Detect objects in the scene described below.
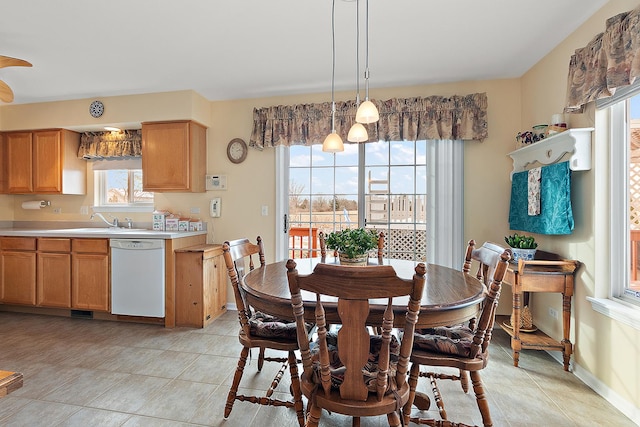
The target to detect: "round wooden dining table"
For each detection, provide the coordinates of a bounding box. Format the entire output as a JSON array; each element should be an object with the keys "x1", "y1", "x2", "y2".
[
  {"x1": 242, "y1": 256, "x2": 486, "y2": 411},
  {"x1": 242, "y1": 257, "x2": 486, "y2": 329}
]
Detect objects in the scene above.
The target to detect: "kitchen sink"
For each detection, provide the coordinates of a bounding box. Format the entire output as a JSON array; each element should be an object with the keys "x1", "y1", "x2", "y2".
[{"x1": 54, "y1": 228, "x2": 150, "y2": 234}]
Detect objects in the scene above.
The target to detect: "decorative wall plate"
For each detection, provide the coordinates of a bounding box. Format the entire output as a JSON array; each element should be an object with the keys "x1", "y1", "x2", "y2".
[{"x1": 89, "y1": 100, "x2": 104, "y2": 118}]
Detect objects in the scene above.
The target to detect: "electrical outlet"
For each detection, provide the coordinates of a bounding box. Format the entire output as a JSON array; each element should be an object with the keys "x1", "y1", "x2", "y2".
[
  {"x1": 190, "y1": 207, "x2": 200, "y2": 214},
  {"x1": 80, "y1": 206, "x2": 89, "y2": 215},
  {"x1": 261, "y1": 205, "x2": 268, "y2": 216},
  {"x1": 548, "y1": 307, "x2": 559, "y2": 319},
  {"x1": 53, "y1": 208, "x2": 62, "y2": 214}
]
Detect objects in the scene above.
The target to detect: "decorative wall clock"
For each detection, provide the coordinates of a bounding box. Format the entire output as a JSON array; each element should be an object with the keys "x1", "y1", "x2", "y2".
[{"x1": 227, "y1": 138, "x2": 248, "y2": 164}]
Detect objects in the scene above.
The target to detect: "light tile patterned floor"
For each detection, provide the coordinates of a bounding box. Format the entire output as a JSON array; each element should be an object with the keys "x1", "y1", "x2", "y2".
[{"x1": 0, "y1": 310, "x2": 635, "y2": 426}]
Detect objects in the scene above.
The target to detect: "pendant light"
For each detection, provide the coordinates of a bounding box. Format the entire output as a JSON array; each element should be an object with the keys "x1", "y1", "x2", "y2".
[
  {"x1": 355, "y1": 0, "x2": 379, "y2": 124},
  {"x1": 323, "y1": 0, "x2": 344, "y2": 153},
  {"x1": 347, "y1": 0, "x2": 368, "y2": 143}
]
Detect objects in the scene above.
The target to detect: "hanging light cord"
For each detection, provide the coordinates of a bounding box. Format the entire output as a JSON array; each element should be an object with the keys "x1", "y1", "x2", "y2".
[
  {"x1": 355, "y1": 0, "x2": 361, "y2": 105},
  {"x1": 364, "y1": 0, "x2": 371, "y2": 101},
  {"x1": 330, "y1": 0, "x2": 337, "y2": 133}
]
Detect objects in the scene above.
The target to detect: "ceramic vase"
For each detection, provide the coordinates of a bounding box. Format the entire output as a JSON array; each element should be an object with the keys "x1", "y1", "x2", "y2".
[{"x1": 510, "y1": 248, "x2": 537, "y2": 263}]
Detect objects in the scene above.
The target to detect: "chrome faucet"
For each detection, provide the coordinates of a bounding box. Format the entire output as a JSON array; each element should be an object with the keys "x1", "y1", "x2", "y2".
[
  {"x1": 124, "y1": 217, "x2": 133, "y2": 229},
  {"x1": 90, "y1": 213, "x2": 119, "y2": 228}
]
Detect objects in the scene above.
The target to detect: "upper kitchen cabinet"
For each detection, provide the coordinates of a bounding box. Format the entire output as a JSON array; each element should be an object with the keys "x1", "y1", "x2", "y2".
[
  {"x1": 4, "y1": 129, "x2": 86, "y2": 195},
  {"x1": 141, "y1": 120, "x2": 207, "y2": 192}
]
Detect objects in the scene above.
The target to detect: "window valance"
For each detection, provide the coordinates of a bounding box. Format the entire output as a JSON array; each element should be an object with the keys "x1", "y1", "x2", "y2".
[
  {"x1": 77, "y1": 130, "x2": 142, "y2": 159},
  {"x1": 565, "y1": 5, "x2": 640, "y2": 113},
  {"x1": 249, "y1": 92, "x2": 487, "y2": 149}
]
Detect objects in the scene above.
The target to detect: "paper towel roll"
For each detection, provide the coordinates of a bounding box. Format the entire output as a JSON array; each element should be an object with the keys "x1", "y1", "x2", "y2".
[{"x1": 22, "y1": 201, "x2": 46, "y2": 210}]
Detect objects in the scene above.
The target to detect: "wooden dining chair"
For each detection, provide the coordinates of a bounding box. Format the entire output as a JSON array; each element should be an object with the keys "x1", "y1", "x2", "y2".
[
  {"x1": 222, "y1": 237, "x2": 305, "y2": 427},
  {"x1": 450, "y1": 240, "x2": 508, "y2": 393},
  {"x1": 287, "y1": 259, "x2": 426, "y2": 427},
  {"x1": 318, "y1": 230, "x2": 385, "y2": 263},
  {"x1": 403, "y1": 243, "x2": 510, "y2": 427}
]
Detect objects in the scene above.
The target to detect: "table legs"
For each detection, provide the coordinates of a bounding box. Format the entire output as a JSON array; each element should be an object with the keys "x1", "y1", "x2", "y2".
[
  {"x1": 562, "y1": 294, "x2": 573, "y2": 371},
  {"x1": 511, "y1": 291, "x2": 522, "y2": 367}
]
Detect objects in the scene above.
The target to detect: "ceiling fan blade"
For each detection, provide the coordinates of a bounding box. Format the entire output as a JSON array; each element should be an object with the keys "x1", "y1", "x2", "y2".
[
  {"x1": 0, "y1": 55, "x2": 32, "y2": 69},
  {"x1": 0, "y1": 80, "x2": 15, "y2": 103}
]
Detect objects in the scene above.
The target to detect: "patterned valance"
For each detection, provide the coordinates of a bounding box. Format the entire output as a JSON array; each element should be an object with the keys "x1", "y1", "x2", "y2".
[
  {"x1": 77, "y1": 130, "x2": 142, "y2": 159},
  {"x1": 249, "y1": 93, "x2": 488, "y2": 149},
  {"x1": 565, "y1": 5, "x2": 640, "y2": 113}
]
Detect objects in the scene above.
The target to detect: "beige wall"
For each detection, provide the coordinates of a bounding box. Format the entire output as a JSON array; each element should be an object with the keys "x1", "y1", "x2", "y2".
[
  {"x1": 0, "y1": 81, "x2": 521, "y2": 254},
  {"x1": 520, "y1": 0, "x2": 640, "y2": 415},
  {"x1": 1, "y1": 0, "x2": 638, "y2": 418}
]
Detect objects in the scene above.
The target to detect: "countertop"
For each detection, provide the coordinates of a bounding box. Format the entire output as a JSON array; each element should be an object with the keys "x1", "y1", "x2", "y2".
[{"x1": 0, "y1": 227, "x2": 207, "y2": 240}]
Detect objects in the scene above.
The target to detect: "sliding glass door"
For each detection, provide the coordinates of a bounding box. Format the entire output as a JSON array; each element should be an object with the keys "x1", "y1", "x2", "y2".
[{"x1": 277, "y1": 139, "x2": 463, "y2": 266}]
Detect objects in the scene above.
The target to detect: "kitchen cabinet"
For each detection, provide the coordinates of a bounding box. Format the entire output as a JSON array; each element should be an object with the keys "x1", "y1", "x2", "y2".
[
  {"x1": 0, "y1": 133, "x2": 6, "y2": 193},
  {"x1": 71, "y1": 238, "x2": 110, "y2": 312},
  {"x1": 141, "y1": 120, "x2": 207, "y2": 192},
  {"x1": 0, "y1": 237, "x2": 37, "y2": 305},
  {"x1": 175, "y1": 244, "x2": 226, "y2": 327},
  {"x1": 4, "y1": 129, "x2": 85, "y2": 194},
  {"x1": 37, "y1": 238, "x2": 71, "y2": 308}
]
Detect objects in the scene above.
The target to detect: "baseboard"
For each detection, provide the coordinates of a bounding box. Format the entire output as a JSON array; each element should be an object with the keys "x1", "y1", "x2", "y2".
[{"x1": 545, "y1": 350, "x2": 640, "y2": 425}]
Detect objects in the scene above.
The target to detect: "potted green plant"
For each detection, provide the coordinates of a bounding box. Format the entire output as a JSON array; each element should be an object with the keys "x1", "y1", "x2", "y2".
[
  {"x1": 324, "y1": 228, "x2": 379, "y2": 266},
  {"x1": 504, "y1": 233, "x2": 538, "y2": 262}
]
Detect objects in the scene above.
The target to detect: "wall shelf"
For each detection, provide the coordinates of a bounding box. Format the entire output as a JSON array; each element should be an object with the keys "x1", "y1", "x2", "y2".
[{"x1": 508, "y1": 128, "x2": 594, "y2": 179}]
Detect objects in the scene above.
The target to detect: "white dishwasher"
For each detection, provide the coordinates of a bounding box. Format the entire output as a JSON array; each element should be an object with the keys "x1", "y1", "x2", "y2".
[{"x1": 110, "y1": 239, "x2": 165, "y2": 317}]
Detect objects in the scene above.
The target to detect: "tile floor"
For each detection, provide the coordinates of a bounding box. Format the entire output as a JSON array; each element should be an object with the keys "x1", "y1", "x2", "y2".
[{"x1": 0, "y1": 310, "x2": 635, "y2": 427}]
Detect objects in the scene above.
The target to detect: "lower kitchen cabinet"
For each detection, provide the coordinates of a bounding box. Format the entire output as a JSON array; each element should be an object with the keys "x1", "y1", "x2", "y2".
[
  {"x1": 71, "y1": 239, "x2": 110, "y2": 312},
  {"x1": 175, "y1": 244, "x2": 226, "y2": 327},
  {"x1": 37, "y1": 238, "x2": 71, "y2": 308},
  {"x1": 0, "y1": 237, "x2": 37, "y2": 305}
]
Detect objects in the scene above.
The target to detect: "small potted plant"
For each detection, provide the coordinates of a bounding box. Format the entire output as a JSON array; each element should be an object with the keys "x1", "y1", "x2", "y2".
[
  {"x1": 504, "y1": 233, "x2": 538, "y2": 262},
  {"x1": 324, "y1": 228, "x2": 379, "y2": 266}
]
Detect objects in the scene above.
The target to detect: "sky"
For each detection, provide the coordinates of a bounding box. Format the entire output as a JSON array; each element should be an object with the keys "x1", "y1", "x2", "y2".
[{"x1": 631, "y1": 93, "x2": 640, "y2": 119}]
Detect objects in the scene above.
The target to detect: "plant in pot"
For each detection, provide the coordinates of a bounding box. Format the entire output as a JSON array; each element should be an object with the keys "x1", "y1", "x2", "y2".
[
  {"x1": 504, "y1": 233, "x2": 538, "y2": 262},
  {"x1": 324, "y1": 228, "x2": 379, "y2": 266}
]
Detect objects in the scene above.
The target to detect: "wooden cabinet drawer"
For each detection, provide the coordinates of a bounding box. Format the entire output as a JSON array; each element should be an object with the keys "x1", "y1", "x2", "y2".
[
  {"x1": 72, "y1": 239, "x2": 108, "y2": 254},
  {"x1": 38, "y1": 238, "x2": 71, "y2": 252},
  {"x1": 0, "y1": 237, "x2": 36, "y2": 251}
]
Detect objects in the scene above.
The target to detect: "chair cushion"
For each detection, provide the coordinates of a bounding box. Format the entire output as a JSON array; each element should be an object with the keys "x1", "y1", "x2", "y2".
[
  {"x1": 413, "y1": 325, "x2": 475, "y2": 358},
  {"x1": 249, "y1": 311, "x2": 298, "y2": 340},
  {"x1": 309, "y1": 332, "x2": 400, "y2": 394}
]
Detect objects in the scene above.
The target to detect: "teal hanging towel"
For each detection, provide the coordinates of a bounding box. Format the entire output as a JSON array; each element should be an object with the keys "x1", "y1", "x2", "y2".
[{"x1": 508, "y1": 161, "x2": 574, "y2": 235}]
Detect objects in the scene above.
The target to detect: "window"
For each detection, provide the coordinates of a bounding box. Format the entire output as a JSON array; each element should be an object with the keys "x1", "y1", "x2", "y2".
[
  {"x1": 609, "y1": 93, "x2": 640, "y2": 307},
  {"x1": 94, "y1": 169, "x2": 154, "y2": 212},
  {"x1": 277, "y1": 139, "x2": 464, "y2": 267}
]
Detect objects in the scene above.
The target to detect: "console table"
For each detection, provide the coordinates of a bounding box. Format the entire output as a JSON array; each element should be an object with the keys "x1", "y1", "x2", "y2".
[{"x1": 498, "y1": 251, "x2": 580, "y2": 371}]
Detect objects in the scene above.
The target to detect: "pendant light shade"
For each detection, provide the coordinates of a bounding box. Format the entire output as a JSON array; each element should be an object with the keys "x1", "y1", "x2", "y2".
[
  {"x1": 323, "y1": 131, "x2": 344, "y2": 152},
  {"x1": 347, "y1": 122, "x2": 368, "y2": 142},
  {"x1": 323, "y1": 0, "x2": 344, "y2": 153},
  {"x1": 355, "y1": 100, "x2": 379, "y2": 124}
]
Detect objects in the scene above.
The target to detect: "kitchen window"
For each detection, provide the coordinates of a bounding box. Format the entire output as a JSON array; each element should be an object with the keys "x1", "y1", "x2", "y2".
[{"x1": 92, "y1": 158, "x2": 154, "y2": 212}]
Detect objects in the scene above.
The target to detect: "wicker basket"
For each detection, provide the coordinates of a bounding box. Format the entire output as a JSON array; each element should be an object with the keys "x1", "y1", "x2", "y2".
[{"x1": 510, "y1": 305, "x2": 534, "y2": 330}]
